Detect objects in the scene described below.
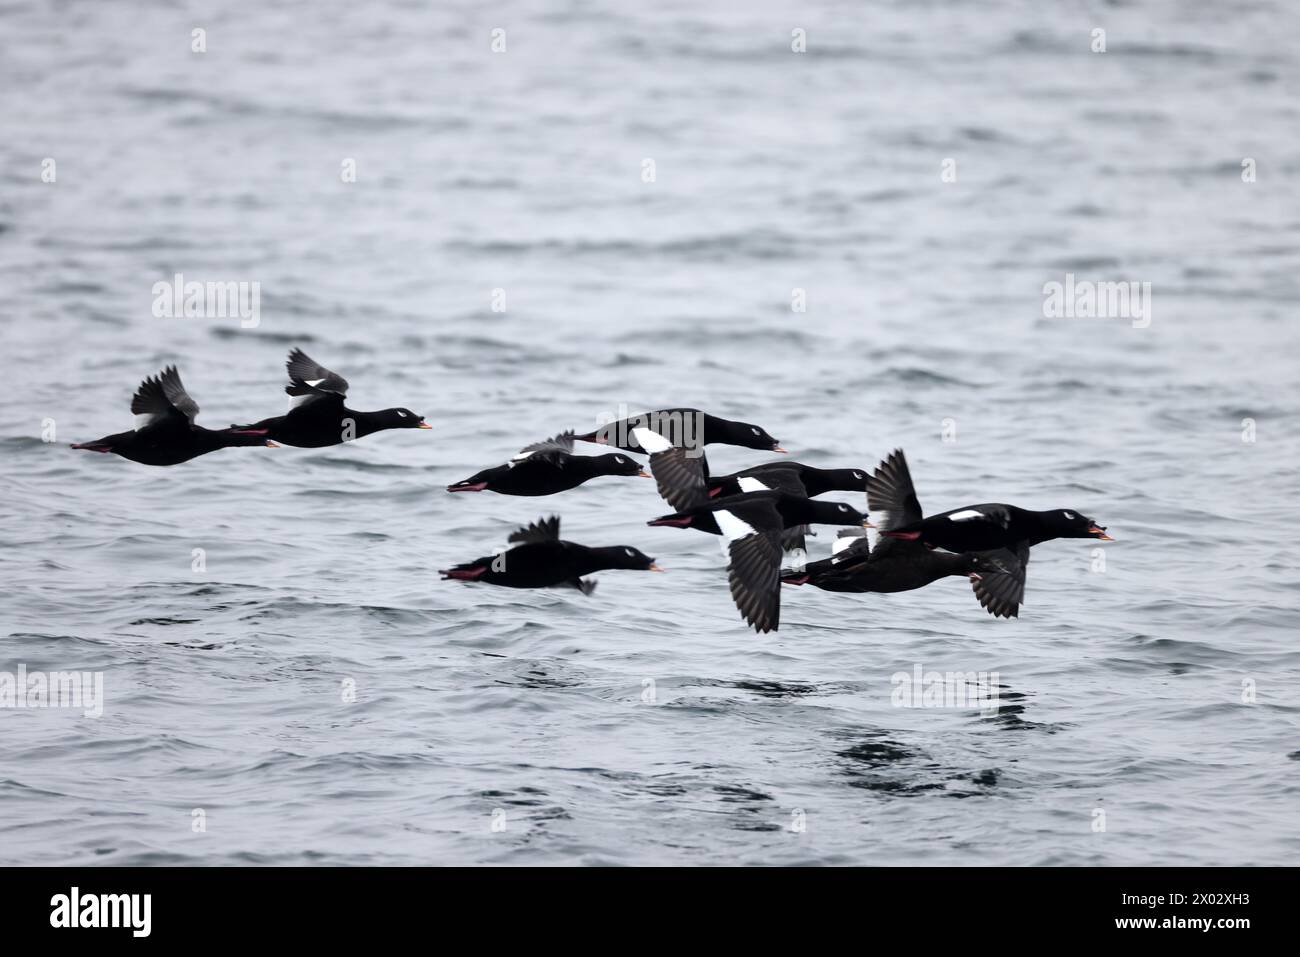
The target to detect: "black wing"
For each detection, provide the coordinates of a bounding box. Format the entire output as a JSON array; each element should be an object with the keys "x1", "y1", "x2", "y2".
[
  {"x1": 647, "y1": 446, "x2": 713, "y2": 512},
  {"x1": 865, "y1": 448, "x2": 927, "y2": 559},
  {"x1": 508, "y1": 515, "x2": 561, "y2": 545},
  {"x1": 727, "y1": 529, "x2": 784, "y2": 634},
  {"x1": 286, "y1": 348, "x2": 350, "y2": 398},
  {"x1": 971, "y1": 540, "x2": 1030, "y2": 619},
  {"x1": 513, "y1": 430, "x2": 576, "y2": 464},
  {"x1": 131, "y1": 365, "x2": 199, "y2": 427},
  {"x1": 867, "y1": 449, "x2": 923, "y2": 530}
]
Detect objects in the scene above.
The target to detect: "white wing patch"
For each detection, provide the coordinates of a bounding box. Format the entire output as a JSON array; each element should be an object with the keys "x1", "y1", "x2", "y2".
[
  {"x1": 713, "y1": 509, "x2": 757, "y2": 542},
  {"x1": 737, "y1": 476, "x2": 768, "y2": 493},
  {"x1": 832, "y1": 533, "x2": 865, "y2": 556},
  {"x1": 305, "y1": 378, "x2": 325, "y2": 387},
  {"x1": 631, "y1": 426, "x2": 672, "y2": 454},
  {"x1": 508, "y1": 449, "x2": 537, "y2": 466},
  {"x1": 133, "y1": 413, "x2": 159, "y2": 431},
  {"x1": 948, "y1": 509, "x2": 986, "y2": 522},
  {"x1": 288, "y1": 392, "x2": 315, "y2": 410}
]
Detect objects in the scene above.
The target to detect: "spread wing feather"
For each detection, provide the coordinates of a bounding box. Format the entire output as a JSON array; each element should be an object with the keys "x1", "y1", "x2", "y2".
[
  {"x1": 508, "y1": 515, "x2": 561, "y2": 545},
  {"x1": 727, "y1": 530, "x2": 784, "y2": 634}
]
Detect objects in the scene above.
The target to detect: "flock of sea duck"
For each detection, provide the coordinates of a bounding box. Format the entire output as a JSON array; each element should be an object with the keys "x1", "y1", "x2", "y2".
[
  {"x1": 70, "y1": 349, "x2": 429, "y2": 465},
  {"x1": 71, "y1": 352, "x2": 1113, "y2": 634},
  {"x1": 439, "y1": 411, "x2": 1112, "y2": 633}
]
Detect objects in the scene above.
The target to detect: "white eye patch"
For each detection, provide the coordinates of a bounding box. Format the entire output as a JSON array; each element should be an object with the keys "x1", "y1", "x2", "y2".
[
  {"x1": 396, "y1": 410, "x2": 408, "y2": 417},
  {"x1": 1063, "y1": 511, "x2": 1075, "y2": 519},
  {"x1": 616, "y1": 456, "x2": 625, "y2": 463},
  {"x1": 625, "y1": 548, "x2": 634, "y2": 557},
  {"x1": 751, "y1": 427, "x2": 760, "y2": 435}
]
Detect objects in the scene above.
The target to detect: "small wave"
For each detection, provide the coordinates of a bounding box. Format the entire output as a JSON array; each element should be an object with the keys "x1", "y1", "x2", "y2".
[
  {"x1": 444, "y1": 229, "x2": 807, "y2": 263},
  {"x1": 877, "y1": 367, "x2": 984, "y2": 387}
]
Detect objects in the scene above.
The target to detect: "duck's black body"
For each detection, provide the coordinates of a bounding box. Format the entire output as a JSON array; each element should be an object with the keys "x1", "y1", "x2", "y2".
[
  {"x1": 447, "y1": 432, "x2": 646, "y2": 495},
  {"x1": 647, "y1": 490, "x2": 867, "y2": 536},
  {"x1": 573, "y1": 407, "x2": 782, "y2": 454},
  {"x1": 233, "y1": 349, "x2": 430, "y2": 447},
  {"x1": 785, "y1": 534, "x2": 1027, "y2": 618},
  {"x1": 440, "y1": 516, "x2": 660, "y2": 593},
  {"x1": 883, "y1": 503, "x2": 1111, "y2": 553},
  {"x1": 70, "y1": 366, "x2": 275, "y2": 466},
  {"x1": 72, "y1": 426, "x2": 270, "y2": 466},
  {"x1": 786, "y1": 532, "x2": 985, "y2": 593},
  {"x1": 241, "y1": 403, "x2": 425, "y2": 448},
  {"x1": 707, "y1": 462, "x2": 867, "y2": 499}
]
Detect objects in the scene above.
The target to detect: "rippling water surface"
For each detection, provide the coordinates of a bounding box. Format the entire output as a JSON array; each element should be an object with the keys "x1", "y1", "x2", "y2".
[{"x1": 2, "y1": 0, "x2": 1298, "y2": 865}]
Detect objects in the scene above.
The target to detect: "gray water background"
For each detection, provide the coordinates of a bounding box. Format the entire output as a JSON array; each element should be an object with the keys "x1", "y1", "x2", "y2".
[{"x1": 1, "y1": 0, "x2": 1298, "y2": 864}]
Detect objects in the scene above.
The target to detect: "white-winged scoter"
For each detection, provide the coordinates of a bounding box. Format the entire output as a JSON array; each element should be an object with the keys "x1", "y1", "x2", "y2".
[
  {"x1": 573, "y1": 407, "x2": 785, "y2": 455},
  {"x1": 440, "y1": 515, "x2": 663, "y2": 594},
  {"x1": 882, "y1": 502, "x2": 1112, "y2": 552},
  {"x1": 447, "y1": 431, "x2": 649, "y2": 495},
  {"x1": 231, "y1": 348, "x2": 431, "y2": 447},
  {"x1": 707, "y1": 461, "x2": 867, "y2": 499},
  {"x1": 70, "y1": 366, "x2": 277, "y2": 466}
]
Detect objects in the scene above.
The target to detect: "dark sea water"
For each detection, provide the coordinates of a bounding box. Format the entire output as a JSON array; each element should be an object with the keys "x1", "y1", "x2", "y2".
[{"x1": 2, "y1": 0, "x2": 1298, "y2": 865}]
